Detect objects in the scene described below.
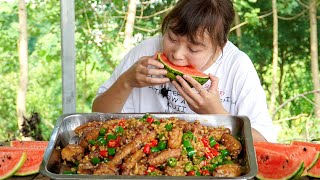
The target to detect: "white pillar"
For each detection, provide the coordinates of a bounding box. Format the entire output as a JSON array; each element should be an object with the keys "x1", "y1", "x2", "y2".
[{"x1": 60, "y1": 0, "x2": 76, "y2": 114}]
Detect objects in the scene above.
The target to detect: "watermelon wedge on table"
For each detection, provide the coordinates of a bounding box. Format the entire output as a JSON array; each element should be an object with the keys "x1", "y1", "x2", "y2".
[
  {"x1": 0, "y1": 146, "x2": 45, "y2": 176},
  {"x1": 0, "y1": 151, "x2": 27, "y2": 180},
  {"x1": 254, "y1": 146, "x2": 304, "y2": 180},
  {"x1": 254, "y1": 142, "x2": 319, "y2": 173},
  {"x1": 10, "y1": 140, "x2": 48, "y2": 149},
  {"x1": 292, "y1": 141, "x2": 320, "y2": 178}
]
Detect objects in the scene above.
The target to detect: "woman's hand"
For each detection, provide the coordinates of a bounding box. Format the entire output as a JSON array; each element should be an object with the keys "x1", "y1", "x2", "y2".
[
  {"x1": 122, "y1": 55, "x2": 170, "y2": 88},
  {"x1": 172, "y1": 73, "x2": 228, "y2": 114}
]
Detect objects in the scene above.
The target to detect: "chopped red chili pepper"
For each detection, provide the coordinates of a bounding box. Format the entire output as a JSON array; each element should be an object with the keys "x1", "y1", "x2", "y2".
[
  {"x1": 99, "y1": 150, "x2": 107, "y2": 157},
  {"x1": 201, "y1": 137, "x2": 210, "y2": 147},
  {"x1": 143, "y1": 144, "x2": 151, "y2": 154},
  {"x1": 201, "y1": 169, "x2": 210, "y2": 176},
  {"x1": 205, "y1": 152, "x2": 214, "y2": 159},
  {"x1": 118, "y1": 120, "x2": 125, "y2": 127},
  {"x1": 148, "y1": 165, "x2": 156, "y2": 172},
  {"x1": 150, "y1": 140, "x2": 158, "y2": 147},
  {"x1": 187, "y1": 170, "x2": 195, "y2": 176},
  {"x1": 146, "y1": 117, "x2": 154, "y2": 124},
  {"x1": 210, "y1": 148, "x2": 219, "y2": 156},
  {"x1": 108, "y1": 139, "x2": 117, "y2": 148},
  {"x1": 214, "y1": 143, "x2": 220, "y2": 150}
]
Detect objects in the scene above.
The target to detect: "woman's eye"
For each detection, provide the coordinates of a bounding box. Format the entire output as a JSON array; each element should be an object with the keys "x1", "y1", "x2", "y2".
[
  {"x1": 189, "y1": 48, "x2": 198, "y2": 53},
  {"x1": 168, "y1": 34, "x2": 176, "y2": 42}
]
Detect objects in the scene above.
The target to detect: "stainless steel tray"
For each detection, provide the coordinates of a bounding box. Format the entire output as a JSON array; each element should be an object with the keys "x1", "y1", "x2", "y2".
[{"x1": 40, "y1": 113, "x2": 257, "y2": 179}]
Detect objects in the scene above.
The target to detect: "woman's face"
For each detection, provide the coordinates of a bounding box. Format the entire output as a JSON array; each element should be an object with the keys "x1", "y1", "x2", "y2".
[{"x1": 162, "y1": 29, "x2": 218, "y2": 72}]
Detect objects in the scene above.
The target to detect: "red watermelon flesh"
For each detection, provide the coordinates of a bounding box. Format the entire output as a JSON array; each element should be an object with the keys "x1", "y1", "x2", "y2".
[
  {"x1": 0, "y1": 151, "x2": 27, "y2": 179},
  {"x1": 157, "y1": 52, "x2": 209, "y2": 85},
  {"x1": 10, "y1": 140, "x2": 48, "y2": 149},
  {"x1": 0, "y1": 147, "x2": 45, "y2": 176},
  {"x1": 254, "y1": 142, "x2": 319, "y2": 173},
  {"x1": 292, "y1": 141, "x2": 320, "y2": 178},
  {"x1": 255, "y1": 146, "x2": 304, "y2": 179}
]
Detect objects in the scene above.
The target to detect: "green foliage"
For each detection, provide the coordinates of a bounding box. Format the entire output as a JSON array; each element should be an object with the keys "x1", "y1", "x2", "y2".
[{"x1": 0, "y1": 0, "x2": 319, "y2": 142}]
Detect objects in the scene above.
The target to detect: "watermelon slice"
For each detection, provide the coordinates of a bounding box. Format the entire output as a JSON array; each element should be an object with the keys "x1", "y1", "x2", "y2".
[
  {"x1": 0, "y1": 147, "x2": 45, "y2": 176},
  {"x1": 254, "y1": 142, "x2": 319, "y2": 173},
  {"x1": 10, "y1": 140, "x2": 48, "y2": 149},
  {"x1": 292, "y1": 141, "x2": 320, "y2": 178},
  {"x1": 0, "y1": 151, "x2": 27, "y2": 179},
  {"x1": 255, "y1": 146, "x2": 304, "y2": 180},
  {"x1": 157, "y1": 52, "x2": 209, "y2": 85}
]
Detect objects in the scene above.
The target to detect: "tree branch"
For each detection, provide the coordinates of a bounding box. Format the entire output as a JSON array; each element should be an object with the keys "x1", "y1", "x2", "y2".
[
  {"x1": 297, "y1": 0, "x2": 309, "y2": 9},
  {"x1": 134, "y1": 25, "x2": 161, "y2": 33},
  {"x1": 136, "y1": 6, "x2": 173, "y2": 19},
  {"x1": 230, "y1": 11, "x2": 273, "y2": 32},
  {"x1": 278, "y1": 9, "x2": 308, "y2": 20},
  {"x1": 272, "y1": 89, "x2": 320, "y2": 118},
  {"x1": 273, "y1": 113, "x2": 308, "y2": 122}
]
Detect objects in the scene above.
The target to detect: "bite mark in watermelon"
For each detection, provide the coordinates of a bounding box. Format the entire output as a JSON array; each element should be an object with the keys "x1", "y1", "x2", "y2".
[
  {"x1": 157, "y1": 52, "x2": 209, "y2": 85},
  {"x1": 0, "y1": 147, "x2": 45, "y2": 176},
  {"x1": 255, "y1": 146, "x2": 304, "y2": 180},
  {"x1": 292, "y1": 141, "x2": 320, "y2": 178},
  {"x1": 0, "y1": 151, "x2": 27, "y2": 180},
  {"x1": 254, "y1": 142, "x2": 319, "y2": 174},
  {"x1": 10, "y1": 140, "x2": 48, "y2": 149}
]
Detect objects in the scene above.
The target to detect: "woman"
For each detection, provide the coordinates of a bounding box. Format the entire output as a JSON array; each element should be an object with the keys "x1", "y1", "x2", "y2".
[{"x1": 92, "y1": 0, "x2": 277, "y2": 142}]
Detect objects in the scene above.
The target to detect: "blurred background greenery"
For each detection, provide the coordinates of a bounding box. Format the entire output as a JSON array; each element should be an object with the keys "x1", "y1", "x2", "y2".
[{"x1": 0, "y1": 0, "x2": 319, "y2": 143}]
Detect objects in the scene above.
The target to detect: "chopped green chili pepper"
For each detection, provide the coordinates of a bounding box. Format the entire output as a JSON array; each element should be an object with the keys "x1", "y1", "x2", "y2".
[
  {"x1": 195, "y1": 170, "x2": 201, "y2": 176},
  {"x1": 208, "y1": 164, "x2": 218, "y2": 173},
  {"x1": 183, "y1": 140, "x2": 192, "y2": 148},
  {"x1": 139, "y1": 113, "x2": 149, "y2": 121},
  {"x1": 73, "y1": 160, "x2": 79, "y2": 166},
  {"x1": 184, "y1": 162, "x2": 194, "y2": 172},
  {"x1": 157, "y1": 133, "x2": 164, "y2": 140},
  {"x1": 211, "y1": 155, "x2": 224, "y2": 165},
  {"x1": 167, "y1": 158, "x2": 177, "y2": 167},
  {"x1": 182, "y1": 131, "x2": 194, "y2": 141},
  {"x1": 157, "y1": 140, "x2": 167, "y2": 150},
  {"x1": 115, "y1": 126, "x2": 124, "y2": 135},
  {"x1": 220, "y1": 149, "x2": 229, "y2": 157},
  {"x1": 153, "y1": 120, "x2": 161, "y2": 125},
  {"x1": 186, "y1": 147, "x2": 196, "y2": 158},
  {"x1": 222, "y1": 160, "x2": 234, "y2": 165},
  {"x1": 108, "y1": 148, "x2": 116, "y2": 156},
  {"x1": 165, "y1": 123, "x2": 173, "y2": 131},
  {"x1": 148, "y1": 171, "x2": 157, "y2": 176},
  {"x1": 63, "y1": 170, "x2": 76, "y2": 174},
  {"x1": 151, "y1": 147, "x2": 160, "y2": 153},
  {"x1": 107, "y1": 134, "x2": 117, "y2": 141},
  {"x1": 209, "y1": 137, "x2": 217, "y2": 147},
  {"x1": 91, "y1": 157, "x2": 100, "y2": 165},
  {"x1": 97, "y1": 138, "x2": 107, "y2": 145},
  {"x1": 99, "y1": 128, "x2": 106, "y2": 136},
  {"x1": 88, "y1": 139, "x2": 96, "y2": 145}
]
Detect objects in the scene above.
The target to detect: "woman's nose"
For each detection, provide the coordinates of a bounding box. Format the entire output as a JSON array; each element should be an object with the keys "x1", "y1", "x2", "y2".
[{"x1": 171, "y1": 46, "x2": 186, "y2": 66}]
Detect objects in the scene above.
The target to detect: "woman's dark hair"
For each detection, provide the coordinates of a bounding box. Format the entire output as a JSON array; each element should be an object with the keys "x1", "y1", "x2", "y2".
[{"x1": 161, "y1": 0, "x2": 235, "y2": 50}]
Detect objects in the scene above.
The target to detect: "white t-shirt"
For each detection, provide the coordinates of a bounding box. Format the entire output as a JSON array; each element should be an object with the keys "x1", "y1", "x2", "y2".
[{"x1": 97, "y1": 36, "x2": 277, "y2": 142}]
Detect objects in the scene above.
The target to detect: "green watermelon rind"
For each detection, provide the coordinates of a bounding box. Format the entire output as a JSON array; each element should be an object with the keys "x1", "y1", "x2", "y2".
[
  {"x1": 307, "y1": 152, "x2": 320, "y2": 178},
  {"x1": 158, "y1": 53, "x2": 209, "y2": 85},
  {"x1": 306, "y1": 151, "x2": 320, "y2": 171},
  {"x1": 256, "y1": 162, "x2": 304, "y2": 180},
  {"x1": 0, "y1": 147, "x2": 45, "y2": 176},
  {"x1": 14, "y1": 167, "x2": 40, "y2": 176},
  {"x1": 291, "y1": 140, "x2": 320, "y2": 178},
  {"x1": 291, "y1": 163, "x2": 305, "y2": 179},
  {"x1": 0, "y1": 152, "x2": 27, "y2": 180}
]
